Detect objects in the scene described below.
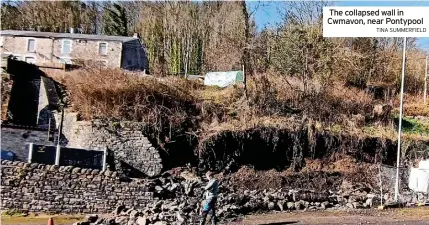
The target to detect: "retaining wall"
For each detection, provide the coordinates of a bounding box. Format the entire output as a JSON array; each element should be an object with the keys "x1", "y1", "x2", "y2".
[{"x1": 0, "y1": 160, "x2": 155, "y2": 213}]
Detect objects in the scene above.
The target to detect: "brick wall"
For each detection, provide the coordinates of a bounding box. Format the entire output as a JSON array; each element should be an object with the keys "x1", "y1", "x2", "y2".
[
  {"x1": 0, "y1": 126, "x2": 50, "y2": 161},
  {"x1": 0, "y1": 160, "x2": 155, "y2": 213}
]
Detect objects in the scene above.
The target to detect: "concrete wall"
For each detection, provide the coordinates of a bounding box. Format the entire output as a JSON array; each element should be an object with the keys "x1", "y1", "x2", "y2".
[
  {"x1": 1, "y1": 160, "x2": 155, "y2": 213},
  {"x1": 0, "y1": 126, "x2": 50, "y2": 161}
]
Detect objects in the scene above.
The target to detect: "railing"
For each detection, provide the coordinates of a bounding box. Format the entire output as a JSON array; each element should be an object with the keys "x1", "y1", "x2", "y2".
[{"x1": 28, "y1": 143, "x2": 107, "y2": 171}]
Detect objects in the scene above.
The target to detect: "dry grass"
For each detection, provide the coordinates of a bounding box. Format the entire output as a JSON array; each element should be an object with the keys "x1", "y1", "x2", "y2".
[
  {"x1": 54, "y1": 68, "x2": 427, "y2": 143},
  {"x1": 59, "y1": 69, "x2": 202, "y2": 127},
  {"x1": 1, "y1": 72, "x2": 13, "y2": 121}
]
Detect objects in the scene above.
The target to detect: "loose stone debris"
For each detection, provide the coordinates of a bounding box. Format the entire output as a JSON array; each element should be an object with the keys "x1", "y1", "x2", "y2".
[{"x1": 72, "y1": 170, "x2": 426, "y2": 225}]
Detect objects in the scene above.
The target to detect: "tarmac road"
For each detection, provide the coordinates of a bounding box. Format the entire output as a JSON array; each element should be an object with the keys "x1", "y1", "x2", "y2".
[
  {"x1": 236, "y1": 207, "x2": 429, "y2": 225},
  {"x1": 2, "y1": 208, "x2": 429, "y2": 225}
]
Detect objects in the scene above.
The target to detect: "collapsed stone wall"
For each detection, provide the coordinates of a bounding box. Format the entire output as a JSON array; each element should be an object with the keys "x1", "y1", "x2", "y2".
[
  {"x1": 2, "y1": 159, "x2": 427, "y2": 224},
  {"x1": 61, "y1": 118, "x2": 162, "y2": 177},
  {"x1": 0, "y1": 160, "x2": 155, "y2": 214}
]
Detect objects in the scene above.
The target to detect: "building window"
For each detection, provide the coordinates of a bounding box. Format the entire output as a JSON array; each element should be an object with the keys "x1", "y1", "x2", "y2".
[
  {"x1": 27, "y1": 39, "x2": 35, "y2": 52},
  {"x1": 61, "y1": 39, "x2": 72, "y2": 54},
  {"x1": 99, "y1": 42, "x2": 107, "y2": 55},
  {"x1": 58, "y1": 57, "x2": 72, "y2": 65},
  {"x1": 25, "y1": 57, "x2": 35, "y2": 64},
  {"x1": 98, "y1": 60, "x2": 107, "y2": 67}
]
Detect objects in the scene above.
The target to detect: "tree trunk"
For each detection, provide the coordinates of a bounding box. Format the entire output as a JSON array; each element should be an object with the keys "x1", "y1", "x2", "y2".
[{"x1": 240, "y1": 1, "x2": 252, "y2": 98}]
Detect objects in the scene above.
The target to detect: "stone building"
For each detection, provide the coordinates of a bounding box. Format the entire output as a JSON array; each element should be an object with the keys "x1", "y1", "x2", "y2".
[{"x1": 0, "y1": 30, "x2": 149, "y2": 72}]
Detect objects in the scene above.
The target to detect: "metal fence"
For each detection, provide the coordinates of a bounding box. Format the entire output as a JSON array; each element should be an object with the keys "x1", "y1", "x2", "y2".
[
  {"x1": 379, "y1": 164, "x2": 409, "y2": 193},
  {"x1": 28, "y1": 143, "x2": 106, "y2": 171}
]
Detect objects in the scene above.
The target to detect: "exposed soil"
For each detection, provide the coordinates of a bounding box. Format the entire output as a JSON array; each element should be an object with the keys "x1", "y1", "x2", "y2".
[{"x1": 224, "y1": 156, "x2": 378, "y2": 191}]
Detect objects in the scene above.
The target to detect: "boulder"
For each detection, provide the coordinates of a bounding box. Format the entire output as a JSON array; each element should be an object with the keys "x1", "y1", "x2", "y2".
[
  {"x1": 286, "y1": 202, "x2": 295, "y2": 210},
  {"x1": 136, "y1": 216, "x2": 148, "y2": 225}
]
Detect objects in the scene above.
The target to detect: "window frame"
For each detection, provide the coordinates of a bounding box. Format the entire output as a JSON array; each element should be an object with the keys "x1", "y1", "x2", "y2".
[
  {"x1": 24, "y1": 56, "x2": 36, "y2": 64},
  {"x1": 61, "y1": 39, "x2": 73, "y2": 55},
  {"x1": 98, "y1": 42, "x2": 108, "y2": 56},
  {"x1": 58, "y1": 57, "x2": 72, "y2": 65},
  {"x1": 27, "y1": 38, "x2": 36, "y2": 53}
]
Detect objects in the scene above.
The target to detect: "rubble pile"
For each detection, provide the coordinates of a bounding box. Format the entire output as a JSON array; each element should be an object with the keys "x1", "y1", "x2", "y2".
[{"x1": 74, "y1": 171, "x2": 385, "y2": 225}]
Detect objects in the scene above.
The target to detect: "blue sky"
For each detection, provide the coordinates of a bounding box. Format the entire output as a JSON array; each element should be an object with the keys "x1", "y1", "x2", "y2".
[{"x1": 249, "y1": 0, "x2": 429, "y2": 50}]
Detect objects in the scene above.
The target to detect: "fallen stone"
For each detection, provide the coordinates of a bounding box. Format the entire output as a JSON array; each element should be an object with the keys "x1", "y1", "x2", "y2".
[
  {"x1": 267, "y1": 201, "x2": 276, "y2": 210},
  {"x1": 129, "y1": 210, "x2": 140, "y2": 218},
  {"x1": 84, "y1": 214, "x2": 98, "y2": 223},
  {"x1": 277, "y1": 200, "x2": 285, "y2": 211},
  {"x1": 114, "y1": 205, "x2": 126, "y2": 215},
  {"x1": 286, "y1": 202, "x2": 295, "y2": 210},
  {"x1": 346, "y1": 203, "x2": 354, "y2": 209},
  {"x1": 115, "y1": 216, "x2": 128, "y2": 224},
  {"x1": 136, "y1": 216, "x2": 148, "y2": 225}
]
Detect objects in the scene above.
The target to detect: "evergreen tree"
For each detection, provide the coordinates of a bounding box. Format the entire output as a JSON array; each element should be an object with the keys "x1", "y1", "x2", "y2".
[{"x1": 103, "y1": 3, "x2": 128, "y2": 36}]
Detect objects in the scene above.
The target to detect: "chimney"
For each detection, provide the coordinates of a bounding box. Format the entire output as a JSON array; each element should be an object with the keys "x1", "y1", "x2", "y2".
[
  {"x1": 69, "y1": 28, "x2": 74, "y2": 34},
  {"x1": 133, "y1": 33, "x2": 139, "y2": 38}
]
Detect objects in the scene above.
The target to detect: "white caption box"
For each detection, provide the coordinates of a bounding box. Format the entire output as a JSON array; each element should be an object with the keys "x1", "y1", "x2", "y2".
[{"x1": 323, "y1": 7, "x2": 429, "y2": 37}]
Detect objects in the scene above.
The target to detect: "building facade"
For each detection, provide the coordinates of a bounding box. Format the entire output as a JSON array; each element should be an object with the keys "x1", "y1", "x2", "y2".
[{"x1": 0, "y1": 30, "x2": 149, "y2": 72}]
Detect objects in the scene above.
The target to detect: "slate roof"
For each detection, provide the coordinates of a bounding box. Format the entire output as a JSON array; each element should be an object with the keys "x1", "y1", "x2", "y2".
[{"x1": 1, "y1": 30, "x2": 137, "y2": 43}]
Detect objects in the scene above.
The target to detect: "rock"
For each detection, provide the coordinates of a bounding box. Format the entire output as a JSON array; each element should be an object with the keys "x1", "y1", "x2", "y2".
[
  {"x1": 94, "y1": 217, "x2": 105, "y2": 225},
  {"x1": 365, "y1": 198, "x2": 373, "y2": 208},
  {"x1": 304, "y1": 201, "x2": 310, "y2": 208},
  {"x1": 115, "y1": 216, "x2": 128, "y2": 224},
  {"x1": 107, "y1": 218, "x2": 116, "y2": 225},
  {"x1": 114, "y1": 205, "x2": 126, "y2": 215},
  {"x1": 286, "y1": 202, "x2": 295, "y2": 210},
  {"x1": 346, "y1": 203, "x2": 354, "y2": 209},
  {"x1": 277, "y1": 201, "x2": 285, "y2": 211},
  {"x1": 352, "y1": 202, "x2": 361, "y2": 209},
  {"x1": 267, "y1": 201, "x2": 276, "y2": 210},
  {"x1": 136, "y1": 216, "x2": 148, "y2": 225},
  {"x1": 320, "y1": 201, "x2": 329, "y2": 209},
  {"x1": 84, "y1": 214, "x2": 98, "y2": 223},
  {"x1": 295, "y1": 201, "x2": 304, "y2": 210},
  {"x1": 176, "y1": 212, "x2": 185, "y2": 222},
  {"x1": 180, "y1": 171, "x2": 201, "y2": 182},
  {"x1": 129, "y1": 210, "x2": 140, "y2": 218}
]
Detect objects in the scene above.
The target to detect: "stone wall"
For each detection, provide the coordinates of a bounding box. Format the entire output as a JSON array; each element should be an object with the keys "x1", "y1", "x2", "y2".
[
  {"x1": 2, "y1": 36, "x2": 123, "y2": 68},
  {"x1": 61, "y1": 118, "x2": 162, "y2": 177},
  {"x1": 0, "y1": 126, "x2": 51, "y2": 161},
  {"x1": 36, "y1": 76, "x2": 60, "y2": 129},
  {"x1": 0, "y1": 160, "x2": 155, "y2": 214}
]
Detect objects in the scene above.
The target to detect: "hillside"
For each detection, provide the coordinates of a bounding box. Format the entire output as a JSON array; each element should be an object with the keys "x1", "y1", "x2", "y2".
[{"x1": 51, "y1": 68, "x2": 429, "y2": 176}]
